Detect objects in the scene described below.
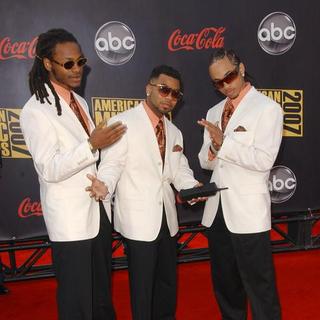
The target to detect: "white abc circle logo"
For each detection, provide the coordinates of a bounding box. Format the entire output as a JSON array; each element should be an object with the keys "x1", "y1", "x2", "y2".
[
  {"x1": 95, "y1": 21, "x2": 136, "y2": 66},
  {"x1": 268, "y1": 166, "x2": 297, "y2": 203},
  {"x1": 257, "y1": 12, "x2": 296, "y2": 55}
]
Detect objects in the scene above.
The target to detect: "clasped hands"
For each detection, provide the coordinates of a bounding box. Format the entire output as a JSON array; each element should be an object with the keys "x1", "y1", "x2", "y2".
[{"x1": 197, "y1": 119, "x2": 223, "y2": 151}]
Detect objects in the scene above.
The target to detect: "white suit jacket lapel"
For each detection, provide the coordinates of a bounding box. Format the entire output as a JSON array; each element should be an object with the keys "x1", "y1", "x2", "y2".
[
  {"x1": 44, "y1": 88, "x2": 90, "y2": 139},
  {"x1": 163, "y1": 116, "x2": 172, "y2": 161},
  {"x1": 137, "y1": 104, "x2": 163, "y2": 167},
  {"x1": 72, "y1": 92, "x2": 96, "y2": 133},
  {"x1": 224, "y1": 87, "x2": 255, "y2": 133},
  {"x1": 60, "y1": 95, "x2": 90, "y2": 138}
]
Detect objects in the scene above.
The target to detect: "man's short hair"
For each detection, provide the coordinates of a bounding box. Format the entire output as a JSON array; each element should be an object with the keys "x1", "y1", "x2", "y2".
[{"x1": 148, "y1": 65, "x2": 184, "y2": 92}]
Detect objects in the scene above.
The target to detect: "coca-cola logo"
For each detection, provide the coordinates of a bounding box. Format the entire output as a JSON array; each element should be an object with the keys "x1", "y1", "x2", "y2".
[
  {"x1": 18, "y1": 197, "x2": 43, "y2": 218},
  {"x1": 0, "y1": 36, "x2": 37, "y2": 60},
  {"x1": 168, "y1": 27, "x2": 225, "y2": 52}
]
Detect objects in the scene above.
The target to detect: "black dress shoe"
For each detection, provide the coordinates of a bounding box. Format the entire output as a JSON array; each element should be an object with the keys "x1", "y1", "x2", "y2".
[{"x1": 0, "y1": 284, "x2": 9, "y2": 295}]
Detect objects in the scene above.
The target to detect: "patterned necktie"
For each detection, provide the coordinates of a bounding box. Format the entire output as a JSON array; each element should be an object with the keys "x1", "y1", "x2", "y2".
[
  {"x1": 221, "y1": 99, "x2": 235, "y2": 132},
  {"x1": 69, "y1": 93, "x2": 90, "y2": 136},
  {"x1": 155, "y1": 119, "x2": 166, "y2": 160}
]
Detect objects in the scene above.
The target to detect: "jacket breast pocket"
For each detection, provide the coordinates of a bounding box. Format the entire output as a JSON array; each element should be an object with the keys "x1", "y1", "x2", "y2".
[{"x1": 230, "y1": 131, "x2": 254, "y2": 146}]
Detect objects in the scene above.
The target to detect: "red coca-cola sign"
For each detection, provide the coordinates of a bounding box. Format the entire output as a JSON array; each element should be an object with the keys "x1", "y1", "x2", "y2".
[
  {"x1": 168, "y1": 27, "x2": 225, "y2": 52},
  {"x1": 18, "y1": 197, "x2": 43, "y2": 218},
  {"x1": 0, "y1": 36, "x2": 37, "y2": 60}
]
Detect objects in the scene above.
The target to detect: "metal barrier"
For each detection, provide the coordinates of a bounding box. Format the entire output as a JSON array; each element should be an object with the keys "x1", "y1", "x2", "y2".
[{"x1": 1, "y1": 210, "x2": 320, "y2": 282}]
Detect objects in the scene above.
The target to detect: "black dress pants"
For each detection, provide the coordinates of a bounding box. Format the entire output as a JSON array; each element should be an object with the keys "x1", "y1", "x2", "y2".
[
  {"x1": 125, "y1": 213, "x2": 177, "y2": 320},
  {"x1": 206, "y1": 204, "x2": 281, "y2": 320},
  {"x1": 51, "y1": 203, "x2": 115, "y2": 320}
]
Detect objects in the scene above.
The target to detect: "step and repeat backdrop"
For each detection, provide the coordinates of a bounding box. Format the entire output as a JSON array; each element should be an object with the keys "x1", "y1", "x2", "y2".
[{"x1": 0, "y1": 1, "x2": 318, "y2": 240}]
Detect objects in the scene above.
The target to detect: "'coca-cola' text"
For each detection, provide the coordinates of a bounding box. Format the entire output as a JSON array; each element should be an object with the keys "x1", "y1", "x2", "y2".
[
  {"x1": 0, "y1": 36, "x2": 37, "y2": 60},
  {"x1": 18, "y1": 197, "x2": 43, "y2": 218},
  {"x1": 168, "y1": 27, "x2": 225, "y2": 52}
]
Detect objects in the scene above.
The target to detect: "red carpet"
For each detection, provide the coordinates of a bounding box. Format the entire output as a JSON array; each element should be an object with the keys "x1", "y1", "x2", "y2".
[{"x1": 1, "y1": 249, "x2": 320, "y2": 319}]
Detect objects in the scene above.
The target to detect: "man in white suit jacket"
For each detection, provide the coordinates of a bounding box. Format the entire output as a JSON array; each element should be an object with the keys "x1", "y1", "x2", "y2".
[
  {"x1": 88, "y1": 65, "x2": 202, "y2": 320},
  {"x1": 20, "y1": 29, "x2": 126, "y2": 320},
  {"x1": 198, "y1": 49, "x2": 282, "y2": 320}
]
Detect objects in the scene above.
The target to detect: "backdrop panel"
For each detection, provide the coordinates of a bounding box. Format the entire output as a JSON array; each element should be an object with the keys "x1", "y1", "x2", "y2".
[{"x1": 0, "y1": 0, "x2": 318, "y2": 240}]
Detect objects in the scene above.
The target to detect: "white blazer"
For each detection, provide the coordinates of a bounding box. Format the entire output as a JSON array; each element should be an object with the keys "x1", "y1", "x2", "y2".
[
  {"x1": 99, "y1": 103, "x2": 198, "y2": 241},
  {"x1": 199, "y1": 87, "x2": 283, "y2": 233},
  {"x1": 20, "y1": 88, "x2": 108, "y2": 242}
]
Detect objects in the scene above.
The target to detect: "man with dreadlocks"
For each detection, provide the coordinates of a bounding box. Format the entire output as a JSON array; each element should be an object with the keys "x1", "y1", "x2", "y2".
[{"x1": 20, "y1": 28, "x2": 126, "y2": 320}]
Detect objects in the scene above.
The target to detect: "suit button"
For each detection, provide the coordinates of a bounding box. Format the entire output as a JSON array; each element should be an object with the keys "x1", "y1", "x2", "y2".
[
  {"x1": 159, "y1": 201, "x2": 162, "y2": 205},
  {"x1": 220, "y1": 164, "x2": 223, "y2": 168},
  {"x1": 158, "y1": 162, "x2": 162, "y2": 166}
]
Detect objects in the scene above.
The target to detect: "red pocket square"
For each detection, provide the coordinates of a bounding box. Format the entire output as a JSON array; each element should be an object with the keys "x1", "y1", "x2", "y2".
[{"x1": 172, "y1": 144, "x2": 183, "y2": 152}]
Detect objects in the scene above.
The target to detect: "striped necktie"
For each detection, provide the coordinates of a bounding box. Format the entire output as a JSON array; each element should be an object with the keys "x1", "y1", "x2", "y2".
[
  {"x1": 155, "y1": 119, "x2": 166, "y2": 160},
  {"x1": 69, "y1": 93, "x2": 90, "y2": 136},
  {"x1": 221, "y1": 99, "x2": 235, "y2": 132}
]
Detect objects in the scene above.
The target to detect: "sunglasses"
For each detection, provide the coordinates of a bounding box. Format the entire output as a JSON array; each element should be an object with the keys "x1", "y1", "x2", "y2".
[
  {"x1": 149, "y1": 83, "x2": 183, "y2": 100},
  {"x1": 51, "y1": 57, "x2": 87, "y2": 70},
  {"x1": 212, "y1": 67, "x2": 239, "y2": 89}
]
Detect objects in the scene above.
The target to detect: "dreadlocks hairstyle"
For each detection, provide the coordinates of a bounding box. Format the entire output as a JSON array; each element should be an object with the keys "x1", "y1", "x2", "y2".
[{"x1": 29, "y1": 28, "x2": 80, "y2": 116}]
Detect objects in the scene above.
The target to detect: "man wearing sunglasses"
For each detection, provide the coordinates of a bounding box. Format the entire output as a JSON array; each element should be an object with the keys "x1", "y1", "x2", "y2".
[
  {"x1": 87, "y1": 65, "x2": 204, "y2": 320},
  {"x1": 198, "y1": 49, "x2": 282, "y2": 320},
  {"x1": 20, "y1": 29, "x2": 126, "y2": 320}
]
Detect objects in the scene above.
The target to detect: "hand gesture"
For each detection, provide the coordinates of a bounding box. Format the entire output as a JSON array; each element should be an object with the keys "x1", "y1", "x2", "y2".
[
  {"x1": 89, "y1": 121, "x2": 127, "y2": 151},
  {"x1": 85, "y1": 174, "x2": 109, "y2": 201},
  {"x1": 198, "y1": 119, "x2": 223, "y2": 150}
]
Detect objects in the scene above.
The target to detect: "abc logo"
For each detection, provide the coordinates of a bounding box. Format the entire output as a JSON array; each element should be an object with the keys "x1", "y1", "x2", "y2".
[
  {"x1": 257, "y1": 12, "x2": 296, "y2": 55},
  {"x1": 95, "y1": 21, "x2": 136, "y2": 66},
  {"x1": 268, "y1": 166, "x2": 297, "y2": 203}
]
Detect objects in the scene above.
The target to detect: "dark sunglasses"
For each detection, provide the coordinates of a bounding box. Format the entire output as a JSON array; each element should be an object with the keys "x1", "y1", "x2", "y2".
[
  {"x1": 51, "y1": 57, "x2": 87, "y2": 70},
  {"x1": 149, "y1": 83, "x2": 183, "y2": 100},
  {"x1": 212, "y1": 67, "x2": 239, "y2": 89}
]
